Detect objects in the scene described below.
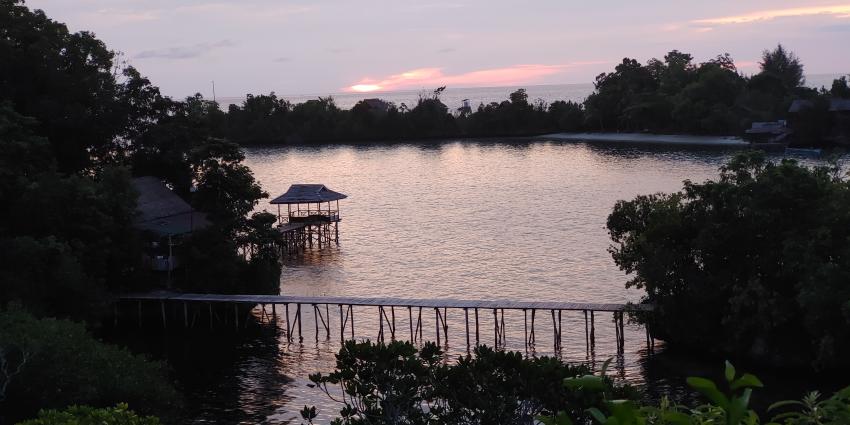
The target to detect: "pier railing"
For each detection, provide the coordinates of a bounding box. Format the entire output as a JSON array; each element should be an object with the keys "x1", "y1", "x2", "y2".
[
  {"x1": 118, "y1": 292, "x2": 654, "y2": 355},
  {"x1": 288, "y1": 210, "x2": 339, "y2": 219}
]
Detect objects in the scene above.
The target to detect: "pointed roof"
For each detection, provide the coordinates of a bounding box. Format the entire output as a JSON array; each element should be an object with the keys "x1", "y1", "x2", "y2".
[
  {"x1": 270, "y1": 184, "x2": 348, "y2": 204},
  {"x1": 131, "y1": 176, "x2": 210, "y2": 236}
]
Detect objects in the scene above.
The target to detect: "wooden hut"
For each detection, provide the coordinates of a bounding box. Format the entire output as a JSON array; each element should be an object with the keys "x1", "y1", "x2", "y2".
[
  {"x1": 270, "y1": 184, "x2": 347, "y2": 252},
  {"x1": 131, "y1": 176, "x2": 209, "y2": 277}
]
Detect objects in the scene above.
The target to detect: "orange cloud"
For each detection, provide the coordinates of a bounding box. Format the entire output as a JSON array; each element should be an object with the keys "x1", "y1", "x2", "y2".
[
  {"x1": 693, "y1": 5, "x2": 850, "y2": 25},
  {"x1": 345, "y1": 62, "x2": 605, "y2": 93}
]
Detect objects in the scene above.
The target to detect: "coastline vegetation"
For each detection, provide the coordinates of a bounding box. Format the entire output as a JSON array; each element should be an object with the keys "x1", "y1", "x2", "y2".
[
  {"x1": 608, "y1": 152, "x2": 850, "y2": 369},
  {"x1": 218, "y1": 49, "x2": 849, "y2": 147}
]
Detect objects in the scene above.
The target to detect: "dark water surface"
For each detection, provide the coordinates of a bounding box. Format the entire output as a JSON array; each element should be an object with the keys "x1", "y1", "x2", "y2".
[{"x1": 115, "y1": 140, "x2": 840, "y2": 423}]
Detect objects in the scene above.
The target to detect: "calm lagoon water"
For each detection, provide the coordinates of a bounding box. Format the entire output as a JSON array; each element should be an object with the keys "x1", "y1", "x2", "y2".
[{"x1": 140, "y1": 140, "x2": 831, "y2": 423}]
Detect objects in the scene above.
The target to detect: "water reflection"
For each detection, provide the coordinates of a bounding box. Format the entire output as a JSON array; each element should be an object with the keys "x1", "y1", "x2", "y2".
[{"x1": 115, "y1": 140, "x2": 840, "y2": 423}]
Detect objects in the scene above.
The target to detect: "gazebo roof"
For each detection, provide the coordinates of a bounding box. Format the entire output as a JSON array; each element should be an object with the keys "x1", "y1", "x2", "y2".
[{"x1": 270, "y1": 184, "x2": 347, "y2": 204}]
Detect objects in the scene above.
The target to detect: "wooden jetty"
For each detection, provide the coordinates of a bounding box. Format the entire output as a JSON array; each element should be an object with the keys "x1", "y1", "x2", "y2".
[
  {"x1": 118, "y1": 292, "x2": 654, "y2": 355},
  {"x1": 270, "y1": 184, "x2": 346, "y2": 254}
]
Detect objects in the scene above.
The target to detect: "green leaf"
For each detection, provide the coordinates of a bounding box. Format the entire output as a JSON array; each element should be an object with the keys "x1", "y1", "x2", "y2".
[
  {"x1": 687, "y1": 376, "x2": 729, "y2": 407},
  {"x1": 725, "y1": 361, "x2": 736, "y2": 382},
  {"x1": 564, "y1": 375, "x2": 607, "y2": 391},
  {"x1": 587, "y1": 407, "x2": 608, "y2": 423},
  {"x1": 767, "y1": 399, "x2": 805, "y2": 411},
  {"x1": 731, "y1": 373, "x2": 764, "y2": 390},
  {"x1": 660, "y1": 411, "x2": 693, "y2": 425}
]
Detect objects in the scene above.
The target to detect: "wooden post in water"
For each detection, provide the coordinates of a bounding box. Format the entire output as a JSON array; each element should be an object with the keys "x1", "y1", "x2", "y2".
[
  {"x1": 391, "y1": 306, "x2": 396, "y2": 341},
  {"x1": 499, "y1": 308, "x2": 504, "y2": 348},
  {"x1": 325, "y1": 305, "x2": 330, "y2": 339},
  {"x1": 378, "y1": 306, "x2": 384, "y2": 342},
  {"x1": 416, "y1": 307, "x2": 425, "y2": 342},
  {"x1": 339, "y1": 304, "x2": 345, "y2": 343},
  {"x1": 297, "y1": 304, "x2": 303, "y2": 342},
  {"x1": 492, "y1": 308, "x2": 497, "y2": 347},
  {"x1": 474, "y1": 308, "x2": 479, "y2": 345},
  {"x1": 441, "y1": 308, "x2": 448, "y2": 347},
  {"x1": 434, "y1": 308, "x2": 441, "y2": 347},
  {"x1": 160, "y1": 300, "x2": 167, "y2": 329},
  {"x1": 464, "y1": 308, "x2": 470, "y2": 353},
  {"x1": 590, "y1": 311, "x2": 595, "y2": 349},
  {"x1": 584, "y1": 310, "x2": 589, "y2": 351},
  {"x1": 313, "y1": 304, "x2": 319, "y2": 342},
  {"x1": 523, "y1": 309, "x2": 528, "y2": 351},
  {"x1": 285, "y1": 304, "x2": 291, "y2": 341},
  {"x1": 408, "y1": 307, "x2": 414, "y2": 342}
]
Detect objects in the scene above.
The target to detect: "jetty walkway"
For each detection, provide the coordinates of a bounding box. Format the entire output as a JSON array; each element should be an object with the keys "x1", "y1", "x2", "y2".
[{"x1": 118, "y1": 292, "x2": 654, "y2": 354}]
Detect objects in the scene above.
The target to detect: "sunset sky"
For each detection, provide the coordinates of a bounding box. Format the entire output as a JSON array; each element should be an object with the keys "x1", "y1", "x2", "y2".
[{"x1": 26, "y1": 0, "x2": 850, "y2": 98}]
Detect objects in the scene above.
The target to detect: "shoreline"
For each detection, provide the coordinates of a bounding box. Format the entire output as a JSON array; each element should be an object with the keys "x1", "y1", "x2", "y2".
[
  {"x1": 239, "y1": 132, "x2": 755, "y2": 150},
  {"x1": 539, "y1": 132, "x2": 750, "y2": 147}
]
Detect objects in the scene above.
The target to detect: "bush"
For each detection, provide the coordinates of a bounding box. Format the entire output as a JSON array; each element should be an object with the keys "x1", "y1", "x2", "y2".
[
  {"x1": 542, "y1": 362, "x2": 850, "y2": 425},
  {"x1": 305, "y1": 340, "x2": 632, "y2": 424},
  {"x1": 16, "y1": 404, "x2": 160, "y2": 425},
  {"x1": 0, "y1": 309, "x2": 179, "y2": 422},
  {"x1": 607, "y1": 152, "x2": 850, "y2": 368}
]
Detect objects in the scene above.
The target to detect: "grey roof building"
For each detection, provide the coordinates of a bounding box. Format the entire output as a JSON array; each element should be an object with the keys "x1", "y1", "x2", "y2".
[{"x1": 132, "y1": 176, "x2": 210, "y2": 237}]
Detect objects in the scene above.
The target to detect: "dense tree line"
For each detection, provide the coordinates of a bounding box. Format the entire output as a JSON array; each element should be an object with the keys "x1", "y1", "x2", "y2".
[
  {"x1": 608, "y1": 152, "x2": 850, "y2": 369},
  {"x1": 219, "y1": 48, "x2": 849, "y2": 147},
  {"x1": 0, "y1": 0, "x2": 280, "y2": 319}
]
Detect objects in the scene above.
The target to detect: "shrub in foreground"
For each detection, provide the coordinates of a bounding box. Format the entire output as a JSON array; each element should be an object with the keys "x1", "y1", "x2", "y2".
[
  {"x1": 303, "y1": 342, "x2": 850, "y2": 425},
  {"x1": 0, "y1": 309, "x2": 179, "y2": 422},
  {"x1": 303, "y1": 340, "x2": 633, "y2": 424},
  {"x1": 16, "y1": 404, "x2": 159, "y2": 425},
  {"x1": 542, "y1": 361, "x2": 850, "y2": 425}
]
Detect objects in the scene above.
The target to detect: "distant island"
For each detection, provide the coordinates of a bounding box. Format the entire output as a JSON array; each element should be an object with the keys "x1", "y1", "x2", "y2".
[{"x1": 210, "y1": 47, "x2": 849, "y2": 148}]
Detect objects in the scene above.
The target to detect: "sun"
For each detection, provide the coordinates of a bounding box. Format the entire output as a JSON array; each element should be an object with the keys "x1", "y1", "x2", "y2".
[{"x1": 349, "y1": 84, "x2": 382, "y2": 92}]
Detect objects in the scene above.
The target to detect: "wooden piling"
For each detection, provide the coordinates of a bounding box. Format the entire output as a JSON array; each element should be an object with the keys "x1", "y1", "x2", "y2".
[
  {"x1": 464, "y1": 308, "x2": 470, "y2": 352},
  {"x1": 119, "y1": 294, "x2": 653, "y2": 355},
  {"x1": 408, "y1": 306, "x2": 414, "y2": 342}
]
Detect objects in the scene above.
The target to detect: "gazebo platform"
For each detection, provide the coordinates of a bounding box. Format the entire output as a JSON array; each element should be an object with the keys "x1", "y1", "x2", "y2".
[{"x1": 271, "y1": 184, "x2": 346, "y2": 254}]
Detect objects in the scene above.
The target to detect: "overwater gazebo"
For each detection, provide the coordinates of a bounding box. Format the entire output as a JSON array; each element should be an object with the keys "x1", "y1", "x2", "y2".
[{"x1": 270, "y1": 184, "x2": 347, "y2": 252}]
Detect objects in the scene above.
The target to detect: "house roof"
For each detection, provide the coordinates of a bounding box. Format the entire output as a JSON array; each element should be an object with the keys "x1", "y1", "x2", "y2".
[
  {"x1": 745, "y1": 121, "x2": 788, "y2": 134},
  {"x1": 830, "y1": 98, "x2": 850, "y2": 112},
  {"x1": 270, "y1": 184, "x2": 347, "y2": 204},
  {"x1": 132, "y1": 176, "x2": 210, "y2": 236},
  {"x1": 789, "y1": 98, "x2": 850, "y2": 113}
]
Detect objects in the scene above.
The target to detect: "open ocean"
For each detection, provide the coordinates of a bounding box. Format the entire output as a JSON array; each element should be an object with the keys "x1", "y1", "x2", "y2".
[{"x1": 214, "y1": 74, "x2": 845, "y2": 111}]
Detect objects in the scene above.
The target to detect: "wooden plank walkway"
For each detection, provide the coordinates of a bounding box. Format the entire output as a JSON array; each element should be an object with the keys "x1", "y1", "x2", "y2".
[
  {"x1": 118, "y1": 291, "x2": 655, "y2": 354},
  {"x1": 119, "y1": 291, "x2": 650, "y2": 312}
]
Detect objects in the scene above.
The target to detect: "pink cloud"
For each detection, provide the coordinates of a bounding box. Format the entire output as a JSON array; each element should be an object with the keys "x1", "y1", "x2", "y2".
[
  {"x1": 692, "y1": 5, "x2": 850, "y2": 25},
  {"x1": 345, "y1": 62, "x2": 606, "y2": 92}
]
